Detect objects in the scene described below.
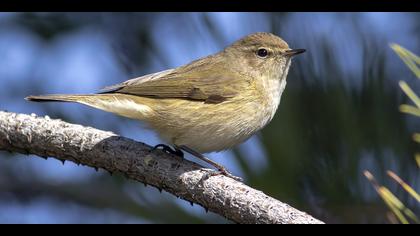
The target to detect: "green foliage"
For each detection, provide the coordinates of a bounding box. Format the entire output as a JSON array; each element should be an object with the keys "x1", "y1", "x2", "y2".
[{"x1": 365, "y1": 43, "x2": 420, "y2": 224}]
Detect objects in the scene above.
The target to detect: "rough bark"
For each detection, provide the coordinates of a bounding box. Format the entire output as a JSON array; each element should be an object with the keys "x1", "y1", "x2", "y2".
[{"x1": 0, "y1": 111, "x2": 324, "y2": 224}]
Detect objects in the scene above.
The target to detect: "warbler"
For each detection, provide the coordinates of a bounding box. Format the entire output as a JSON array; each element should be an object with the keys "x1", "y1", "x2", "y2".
[{"x1": 26, "y1": 32, "x2": 305, "y2": 179}]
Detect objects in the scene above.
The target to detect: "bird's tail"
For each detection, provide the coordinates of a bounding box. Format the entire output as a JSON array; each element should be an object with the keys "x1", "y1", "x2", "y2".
[
  {"x1": 25, "y1": 94, "x2": 90, "y2": 103},
  {"x1": 25, "y1": 94, "x2": 153, "y2": 120}
]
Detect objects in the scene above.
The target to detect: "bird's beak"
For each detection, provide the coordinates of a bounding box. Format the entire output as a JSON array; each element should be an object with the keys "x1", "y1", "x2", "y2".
[{"x1": 284, "y1": 49, "x2": 306, "y2": 57}]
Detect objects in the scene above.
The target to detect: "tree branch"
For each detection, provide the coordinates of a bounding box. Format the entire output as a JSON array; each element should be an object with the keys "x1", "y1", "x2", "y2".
[{"x1": 0, "y1": 111, "x2": 323, "y2": 224}]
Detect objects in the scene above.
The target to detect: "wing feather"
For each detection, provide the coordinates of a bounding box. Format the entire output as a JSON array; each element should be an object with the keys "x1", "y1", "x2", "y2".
[{"x1": 99, "y1": 56, "x2": 250, "y2": 104}]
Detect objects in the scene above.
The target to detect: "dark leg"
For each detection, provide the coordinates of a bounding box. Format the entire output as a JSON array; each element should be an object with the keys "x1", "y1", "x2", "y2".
[
  {"x1": 176, "y1": 145, "x2": 242, "y2": 181},
  {"x1": 153, "y1": 144, "x2": 184, "y2": 157}
]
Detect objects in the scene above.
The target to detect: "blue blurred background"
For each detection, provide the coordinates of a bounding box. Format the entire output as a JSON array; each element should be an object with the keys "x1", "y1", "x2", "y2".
[{"x1": 0, "y1": 12, "x2": 419, "y2": 223}]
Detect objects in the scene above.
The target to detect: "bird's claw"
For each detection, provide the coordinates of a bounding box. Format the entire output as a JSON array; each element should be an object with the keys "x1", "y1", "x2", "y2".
[
  {"x1": 153, "y1": 144, "x2": 184, "y2": 158},
  {"x1": 203, "y1": 168, "x2": 243, "y2": 182}
]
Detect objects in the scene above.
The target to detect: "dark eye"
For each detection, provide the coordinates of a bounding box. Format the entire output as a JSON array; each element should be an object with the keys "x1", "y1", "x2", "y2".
[{"x1": 256, "y1": 48, "x2": 268, "y2": 58}]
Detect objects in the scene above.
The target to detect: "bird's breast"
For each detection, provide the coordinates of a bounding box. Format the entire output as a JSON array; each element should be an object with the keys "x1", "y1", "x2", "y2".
[
  {"x1": 144, "y1": 78, "x2": 286, "y2": 153},
  {"x1": 255, "y1": 77, "x2": 285, "y2": 129}
]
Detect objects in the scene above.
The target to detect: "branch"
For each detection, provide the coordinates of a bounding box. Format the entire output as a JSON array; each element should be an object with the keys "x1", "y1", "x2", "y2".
[{"x1": 0, "y1": 111, "x2": 324, "y2": 224}]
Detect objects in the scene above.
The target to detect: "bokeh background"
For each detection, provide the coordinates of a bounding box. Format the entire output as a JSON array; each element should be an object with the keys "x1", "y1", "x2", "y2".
[{"x1": 0, "y1": 12, "x2": 419, "y2": 223}]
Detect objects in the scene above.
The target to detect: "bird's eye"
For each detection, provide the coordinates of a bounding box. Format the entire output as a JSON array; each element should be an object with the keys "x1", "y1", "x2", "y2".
[{"x1": 256, "y1": 48, "x2": 269, "y2": 58}]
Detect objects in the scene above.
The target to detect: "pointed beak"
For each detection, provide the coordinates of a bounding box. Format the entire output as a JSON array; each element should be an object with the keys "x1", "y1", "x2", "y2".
[{"x1": 284, "y1": 48, "x2": 306, "y2": 57}]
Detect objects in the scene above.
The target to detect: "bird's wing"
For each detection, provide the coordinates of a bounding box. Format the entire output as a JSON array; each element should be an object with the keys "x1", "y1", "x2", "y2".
[
  {"x1": 99, "y1": 69, "x2": 176, "y2": 94},
  {"x1": 99, "y1": 58, "x2": 250, "y2": 104}
]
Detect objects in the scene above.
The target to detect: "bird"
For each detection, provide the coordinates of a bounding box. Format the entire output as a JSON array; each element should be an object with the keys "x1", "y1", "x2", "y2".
[{"x1": 26, "y1": 32, "x2": 305, "y2": 179}]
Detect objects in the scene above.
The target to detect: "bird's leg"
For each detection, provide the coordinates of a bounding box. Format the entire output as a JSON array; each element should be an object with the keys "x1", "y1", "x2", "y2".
[
  {"x1": 153, "y1": 144, "x2": 184, "y2": 158},
  {"x1": 176, "y1": 145, "x2": 242, "y2": 181}
]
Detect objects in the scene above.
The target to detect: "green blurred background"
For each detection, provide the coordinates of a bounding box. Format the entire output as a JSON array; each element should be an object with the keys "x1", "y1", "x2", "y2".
[{"x1": 0, "y1": 12, "x2": 419, "y2": 223}]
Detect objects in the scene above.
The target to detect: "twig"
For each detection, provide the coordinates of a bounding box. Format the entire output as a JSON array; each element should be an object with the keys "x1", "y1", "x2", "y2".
[{"x1": 0, "y1": 111, "x2": 323, "y2": 224}]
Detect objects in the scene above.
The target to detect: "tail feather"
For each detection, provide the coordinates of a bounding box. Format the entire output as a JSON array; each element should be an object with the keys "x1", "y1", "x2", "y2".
[
  {"x1": 25, "y1": 93, "x2": 153, "y2": 120},
  {"x1": 25, "y1": 94, "x2": 87, "y2": 103}
]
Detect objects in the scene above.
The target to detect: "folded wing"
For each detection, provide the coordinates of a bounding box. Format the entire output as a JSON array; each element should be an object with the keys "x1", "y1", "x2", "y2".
[{"x1": 99, "y1": 57, "x2": 250, "y2": 104}]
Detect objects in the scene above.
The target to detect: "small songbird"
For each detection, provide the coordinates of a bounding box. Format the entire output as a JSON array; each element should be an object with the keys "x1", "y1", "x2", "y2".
[{"x1": 26, "y1": 32, "x2": 305, "y2": 179}]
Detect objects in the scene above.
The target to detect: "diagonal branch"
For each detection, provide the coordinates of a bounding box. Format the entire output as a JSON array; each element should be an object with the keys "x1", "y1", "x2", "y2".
[{"x1": 0, "y1": 111, "x2": 323, "y2": 224}]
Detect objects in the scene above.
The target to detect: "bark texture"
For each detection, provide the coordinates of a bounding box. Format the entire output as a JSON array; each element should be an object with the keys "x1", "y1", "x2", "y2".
[{"x1": 0, "y1": 111, "x2": 323, "y2": 224}]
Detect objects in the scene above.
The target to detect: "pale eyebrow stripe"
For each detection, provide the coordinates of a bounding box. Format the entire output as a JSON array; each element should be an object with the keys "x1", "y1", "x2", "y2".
[{"x1": 245, "y1": 43, "x2": 287, "y2": 51}]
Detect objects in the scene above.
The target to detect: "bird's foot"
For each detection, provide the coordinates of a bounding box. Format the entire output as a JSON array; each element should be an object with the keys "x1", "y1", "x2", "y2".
[
  {"x1": 176, "y1": 145, "x2": 243, "y2": 182},
  {"x1": 200, "y1": 168, "x2": 243, "y2": 182},
  {"x1": 208, "y1": 167, "x2": 243, "y2": 182},
  {"x1": 152, "y1": 144, "x2": 184, "y2": 158}
]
